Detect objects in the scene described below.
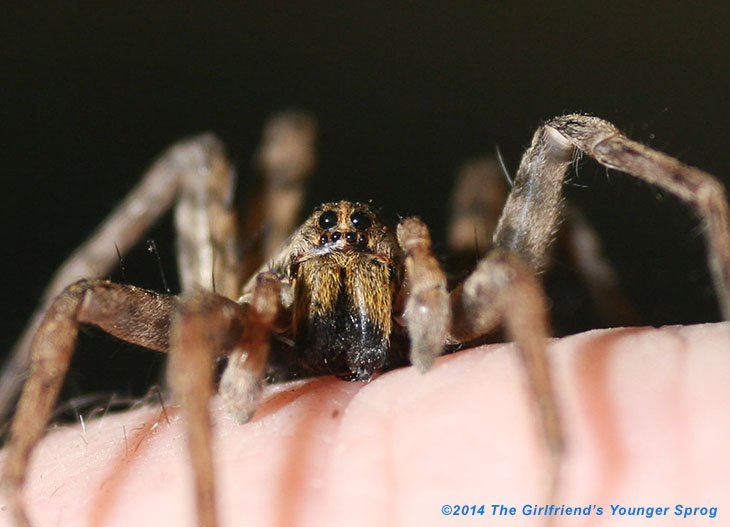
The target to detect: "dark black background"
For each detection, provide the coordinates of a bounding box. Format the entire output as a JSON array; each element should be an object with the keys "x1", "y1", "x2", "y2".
[{"x1": 2, "y1": 3, "x2": 729, "y2": 400}]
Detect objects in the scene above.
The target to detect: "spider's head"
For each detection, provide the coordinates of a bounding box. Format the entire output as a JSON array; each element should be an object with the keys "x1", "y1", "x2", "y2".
[{"x1": 304, "y1": 201, "x2": 395, "y2": 257}]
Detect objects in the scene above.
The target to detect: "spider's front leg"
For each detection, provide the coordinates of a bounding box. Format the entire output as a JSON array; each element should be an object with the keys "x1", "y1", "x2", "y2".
[
  {"x1": 444, "y1": 130, "x2": 578, "y2": 499},
  {"x1": 449, "y1": 249, "x2": 562, "y2": 467},
  {"x1": 442, "y1": 113, "x2": 730, "y2": 503},
  {"x1": 167, "y1": 273, "x2": 282, "y2": 527},
  {"x1": 495, "y1": 114, "x2": 730, "y2": 317},
  {"x1": 1, "y1": 273, "x2": 282, "y2": 527}
]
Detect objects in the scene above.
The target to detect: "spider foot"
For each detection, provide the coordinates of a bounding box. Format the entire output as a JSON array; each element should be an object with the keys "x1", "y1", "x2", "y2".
[{"x1": 220, "y1": 352, "x2": 264, "y2": 424}]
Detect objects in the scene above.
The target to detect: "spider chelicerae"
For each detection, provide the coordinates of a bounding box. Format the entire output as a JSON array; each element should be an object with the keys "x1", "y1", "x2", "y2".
[{"x1": 2, "y1": 112, "x2": 729, "y2": 527}]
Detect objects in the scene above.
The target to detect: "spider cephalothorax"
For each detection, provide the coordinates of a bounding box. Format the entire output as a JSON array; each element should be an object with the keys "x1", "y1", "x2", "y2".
[{"x1": 3, "y1": 112, "x2": 729, "y2": 527}]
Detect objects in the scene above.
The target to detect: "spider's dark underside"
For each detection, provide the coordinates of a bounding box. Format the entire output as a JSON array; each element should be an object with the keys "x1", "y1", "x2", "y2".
[
  {"x1": 3, "y1": 113, "x2": 730, "y2": 527},
  {"x1": 292, "y1": 266, "x2": 396, "y2": 380}
]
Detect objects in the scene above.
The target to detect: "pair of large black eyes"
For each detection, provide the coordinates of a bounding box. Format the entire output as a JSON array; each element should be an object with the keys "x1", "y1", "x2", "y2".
[{"x1": 318, "y1": 210, "x2": 372, "y2": 230}]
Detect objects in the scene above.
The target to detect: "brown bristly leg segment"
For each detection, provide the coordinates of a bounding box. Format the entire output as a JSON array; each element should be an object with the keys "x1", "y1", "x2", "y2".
[
  {"x1": 167, "y1": 274, "x2": 280, "y2": 527},
  {"x1": 492, "y1": 122, "x2": 574, "y2": 271},
  {"x1": 0, "y1": 133, "x2": 233, "y2": 420},
  {"x1": 396, "y1": 218, "x2": 450, "y2": 372},
  {"x1": 239, "y1": 111, "x2": 317, "y2": 280},
  {"x1": 2, "y1": 280, "x2": 176, "y2": 527},
  {"x1": 174, "y1": 135, "x2": 242, "y2": 299},
  {"x1": 451, "y1": 250, "x2": 563, "y2": 499}
]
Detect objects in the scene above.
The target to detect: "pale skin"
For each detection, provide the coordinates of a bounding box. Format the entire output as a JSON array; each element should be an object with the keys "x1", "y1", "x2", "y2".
[{"x1": 1, "y1": 322, "x2": 728, "y2": 527}]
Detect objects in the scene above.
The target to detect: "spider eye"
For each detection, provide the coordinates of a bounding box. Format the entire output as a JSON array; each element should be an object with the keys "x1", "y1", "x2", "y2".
[
  {"x1": 318, "y1": 210, "x2": 338, "y2": 229},
  {"x1": 350, "y1": 211, "x2": 372, "y2": 231}
]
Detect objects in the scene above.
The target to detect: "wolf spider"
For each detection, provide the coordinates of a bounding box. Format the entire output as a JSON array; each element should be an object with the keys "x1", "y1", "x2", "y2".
[{"x1": 2, "y1": 112, "x2": 730, "y2": 527}]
